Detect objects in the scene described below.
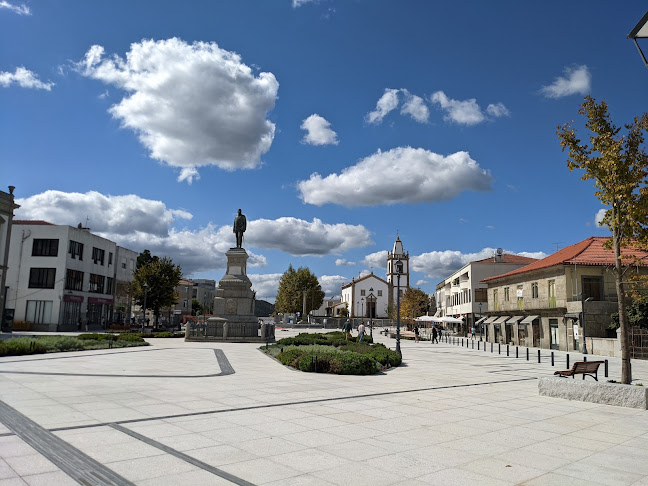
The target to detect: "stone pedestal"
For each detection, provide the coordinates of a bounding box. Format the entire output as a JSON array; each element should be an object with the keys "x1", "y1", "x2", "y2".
[{"x1": 185, "y1": 248, "x2": 274, "y2": 342}]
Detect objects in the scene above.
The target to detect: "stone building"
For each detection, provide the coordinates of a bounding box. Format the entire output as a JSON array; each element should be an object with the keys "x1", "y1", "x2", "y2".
[
  {"x1": 0, "y1": 186, "x2": 19, "y2": 330},
  {"x1": 481, "y1": 237, "x2": 648, "y2": 351}
]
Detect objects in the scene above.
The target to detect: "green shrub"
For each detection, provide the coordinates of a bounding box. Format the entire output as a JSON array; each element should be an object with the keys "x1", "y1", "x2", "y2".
[
  {"x1": 0, "y1": 338, "x2": 47, "y2": 356},
  {"x1": 278, "y1": 347, "x2": 304, "y2": 367},
  {"x1": 329, "y1": 352, "x2": 378, "y2": 375},
  {"x1": 77, "y1": 333, "x2": 117, "y2": 341},
  {"x1": 37, "y1": 336, "x2": 86, "y2": 352},
  {"x1": 116, "y1": 333, "x2": 145, "y2": 342}
]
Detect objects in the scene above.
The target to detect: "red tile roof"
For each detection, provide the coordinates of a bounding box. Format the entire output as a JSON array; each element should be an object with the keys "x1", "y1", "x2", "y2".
[
  {"x1": 13, "y1": 220, "x2": 55, "y2": 225},
  {"x1": 472, "y1": 254, "x2": 539, "y2": 265},
  {"x1": 482, "y1": 237, "x2": 648, "y2": 282}
]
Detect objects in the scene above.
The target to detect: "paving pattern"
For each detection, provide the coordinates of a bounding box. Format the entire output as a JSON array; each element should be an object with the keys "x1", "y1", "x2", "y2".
[{"x1": 0, "y1": 333, "x2": 646, "y2": 485}]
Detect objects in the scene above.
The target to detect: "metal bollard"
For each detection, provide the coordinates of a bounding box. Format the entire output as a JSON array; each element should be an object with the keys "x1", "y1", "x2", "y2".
[
  {"x1": 478, "y1": 341, "x2": 480, "y2": 351},
  {"x1": 551, "y1": 351, "x2": 554, "y2": 366},
  {"x1": 583, "y1": 356, "x2": 587, "y2": 362},
  {"x1": 526, "y1": 348, "x2": 529, "y2": 361},
  {"x1": 566, "y1": 354, "x2": 570, "y2": 369},
  {"x1": 498, "y1": 343, "x2": 501, "y2": 354},
  {"x1": 516, "y1": 346, "x2": 519, "y2": 358},
  {"x1": 472, "y1": 340, "x2": 474, "y2": 349},
  {"x1": 538, "y1": 349, "x2": 541, "y2": 363},
  {"x1": 491, "y1": 342, "x2": 493, "y2": 353},
  {"x1": 507, "y1": 344, "x2": 509, "y2": 356},
  {"x1": 605, "y1": 359, "x2": 608, "y2": 377}
]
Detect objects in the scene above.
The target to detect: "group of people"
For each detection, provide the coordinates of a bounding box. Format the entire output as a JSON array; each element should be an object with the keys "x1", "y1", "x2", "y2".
[
  {"x1": 342, "y1": 319, "x2": 368, "y2": 341},
  {"x1": 414, "y1": 325, "x2": 443, "y2": 343}
]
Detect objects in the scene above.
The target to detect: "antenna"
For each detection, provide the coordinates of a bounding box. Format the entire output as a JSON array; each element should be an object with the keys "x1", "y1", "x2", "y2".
[
  {"x1": 552, "y1": 242, "x2": 564, "y2": 251},
  {"x1": 85, "y1": 216, "x2": 91, "y2": 228}
]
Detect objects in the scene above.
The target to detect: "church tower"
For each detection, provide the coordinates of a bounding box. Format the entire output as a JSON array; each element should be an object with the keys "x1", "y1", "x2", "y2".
[{"x1": 387, "y1": 235, "x2": 410, "y2": 305}]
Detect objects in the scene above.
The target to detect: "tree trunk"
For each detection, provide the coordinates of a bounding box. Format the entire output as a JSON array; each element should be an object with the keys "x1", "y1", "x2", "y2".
[{"x1": 614, "y1": 232, "x2": 632, "y2": 384}]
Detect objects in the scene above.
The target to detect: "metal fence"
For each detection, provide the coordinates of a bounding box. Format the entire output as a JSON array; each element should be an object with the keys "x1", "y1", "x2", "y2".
[{"x1": 630, "y1": 327, "x2": 648, "y2": 359}]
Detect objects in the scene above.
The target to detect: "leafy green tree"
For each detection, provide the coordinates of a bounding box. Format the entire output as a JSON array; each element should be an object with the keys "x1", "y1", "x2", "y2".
[
  {"x1": 611, "y1": 299, "x2": 648, "y2": 330},
  {"x1": 275, "y1": 265, "x2": 325, "y2": 315},
  {"x1": 131, "y1": 254, "x2": 182, "y2": 326},
  {"x1": 558, "y1": 95, "x2": 648, "y2": 384},
  {"x1": 191, "y1": 298, "x2": 203, "y2": 316},
  {"x1": 136, "y1": 249, "x2": 159, "y2": 271},
  {"x1": 400, "y1": 287, "x2": 430, "y2": 323}
]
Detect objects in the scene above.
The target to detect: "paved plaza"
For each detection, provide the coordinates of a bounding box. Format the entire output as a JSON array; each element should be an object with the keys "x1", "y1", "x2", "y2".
[{"x1": 0, "y1": 331, "x2": 647, "y2": 486}]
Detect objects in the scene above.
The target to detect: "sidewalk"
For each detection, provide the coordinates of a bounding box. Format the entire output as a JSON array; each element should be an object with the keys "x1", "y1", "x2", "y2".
[{"x1": 0, "y1": 330, "x2": 645, "y2": 485}]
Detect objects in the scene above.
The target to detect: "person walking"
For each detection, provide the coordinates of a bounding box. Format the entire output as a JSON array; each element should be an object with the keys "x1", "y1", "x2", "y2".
[
  {"x1": 432, "y1": 326, "x2": 438, "y2": 344},
  {"x1": 414, "y1": 326, "x2": 420, "y2": 343},
  {"x1": 358, "y1": 322, "x2": 365, "y2": 342},
  {"x1": 343, "y1": 319, "x2": 352, "y2": 341}
]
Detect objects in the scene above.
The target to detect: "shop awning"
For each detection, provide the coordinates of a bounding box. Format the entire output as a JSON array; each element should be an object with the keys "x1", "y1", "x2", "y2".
[
  {"x1": 506, "y1": 315, "x2": 524, "y2": 325},
  {"x1": 520, "y1": 315, "x2": 539, "y2": 325},
  {"x1": 494, "y1": 316, "x2": 510, "y2": 324},
  {"x1": 484, "y1": 316, "x2": 498, "y2": 324},
  {"x1": 475, "y1": 317, "x2": 487, "y2": 325}
]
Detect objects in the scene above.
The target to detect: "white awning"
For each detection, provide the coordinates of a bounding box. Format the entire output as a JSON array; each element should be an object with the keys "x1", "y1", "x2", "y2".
[
  {"x1": 494, "y1": 316, "x2": 510, "y2": 324},
  {"x1": 442, "y1": 316, "x2": 463, "y2": 323},
  {"x1": 506, "y1": 316, "x2": 524, "y2": 324},
  {"x1": 520, "y1": 315, "x2": 539, "y2": 325},
  {"x1": 415, "y1": 315, "x2": 435, "y2": 321},
  {"x1": 484, "y1": 316, "x2": 498, "y2": 324},
  {"x1": 475, "y1": 317, "x2": 487, "y2": 325}
]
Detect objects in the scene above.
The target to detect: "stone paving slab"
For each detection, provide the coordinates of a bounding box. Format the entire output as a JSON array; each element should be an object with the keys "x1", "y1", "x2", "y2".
[{"x1": 0, "y1": 332, "x2": 646, "y2": 484}]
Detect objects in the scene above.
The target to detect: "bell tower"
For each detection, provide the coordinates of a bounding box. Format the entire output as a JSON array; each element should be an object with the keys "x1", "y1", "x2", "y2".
[{"x1": 387, "y1": 235, "x2": 409, "y2": 304}]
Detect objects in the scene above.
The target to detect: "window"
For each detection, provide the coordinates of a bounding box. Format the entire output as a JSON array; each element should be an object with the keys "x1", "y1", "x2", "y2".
[
  {"x1": 25, "y1": 300, "x2": 52, "y2": 324},
  {"x1": 493, "y1": 289, "x2": 499, "y2": 311},
  {"x1": 69, "y1": 240, "x2": 84, "y2": 260},
  {"x1": 106, "y1": 277, "x2": 114, "y2": 295},
  {"x1": 184, "y1": 286, "x2": 189, "y2": 295},
  {"x1": 28, "y1": 268, "x2": 56, "y2": 288},
  {"x1": 504, "y1": 287, "x2": 510, "y2": 302},
  {"x1": 108, "y1": 252, "x2": 113, "y2": 265},
  {"x1": 65, "y1": 269, "x2": 84, "y2": 291},
  {"x1": 32, "y1": 239, "x2": 58, "y2": 257},
  {"x1": 360, "y1": 289, "x2": 366, "y2": 296},
  {"x1": 517, "y1": 285, "x2": 524, "y2": 310},
  {"x1": 89, "y1": 273, "x2": 105, "y2": 293},
  {"x1": 121, "y1": 257, "x2": 127, "y2": 269},
  {"x1": 532, "y1": 282, "x2": 539, "y2": 299},
  {"x1": 583, "y1": 276, "x2": 602, "y2": 301},
  {"x1": 548, "y1": 280, "x2": 556, "y2": 308},
  {"x1": 377, "y1": 290, "x2": 382, "y2": 296},
  {"x1": 92, "y1": 247, "x2": 105, "y2": 265},
  {"x1": 183, "y1": 299, "x2": 188, "y2": 308}
]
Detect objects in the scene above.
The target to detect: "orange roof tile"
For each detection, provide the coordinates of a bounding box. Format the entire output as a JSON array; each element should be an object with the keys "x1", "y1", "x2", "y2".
[{"x1": 482, "y1": 237, "x2": 648, "y2": 282}]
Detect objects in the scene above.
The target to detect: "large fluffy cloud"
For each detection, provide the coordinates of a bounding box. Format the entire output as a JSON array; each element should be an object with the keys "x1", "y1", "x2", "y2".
[
  {"x1": 0, "y1": 67, "x2": 53, "y2": 90},
  {"x1": 249, "y1": 273, "x2": 283, "y2": 301},
  {"x1": 430, "y1": 91, "x2": 509, "y2": 125},
  {"x1": 540, "y1": 65, "x2": 591, "y2": 99},
  {"x1": 319, "y1": 275, "x2": 348, "y2": 298},
  {"x1": 300, "y1": 114, "x2": 339, "y2": 146},
  {"x1": 412, "y1": 247, "x2": 546, "y2": 279},
  {"x1": 298, "y1": 147, "x2": 492, "y2": 207},
  {"x1": 247, "y1": 217, "x2": 372, "y2": 255},
  {"x1": 15, "y1": 190, "x2": 371, "y2": 273},
  {"x1": 0, "y1": 1, "x2": 30, "y2": 15},
  {"x1": 361, "y1": 251, "x2": 388, "y2": 270},
  {"x1": 75, "y1": 38, "x2": 279, "y2": 182}
]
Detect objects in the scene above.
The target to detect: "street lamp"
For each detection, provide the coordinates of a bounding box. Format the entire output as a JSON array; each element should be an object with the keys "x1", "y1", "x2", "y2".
[
  {"x1": 361, "y1": 297, "x2": 364, "y2": 320},
  {"x1": 141, "y1": 283, "x2": 149, "y2": 333},
  {"x1": 367, "y1": 291, "x2": 375, "y2": 338},
  {"x1": 396, "y1": 260, "x2": 403, "y2": 356},
  {"x1": 581, "y1": 293, "x2": 594, "y2": 354},
  {"x1": 479, "y1": 302, "x2": 483, "y2": 341},
  {"x1": 628, "y1": 10, "x2": 648, "y2": 69}
]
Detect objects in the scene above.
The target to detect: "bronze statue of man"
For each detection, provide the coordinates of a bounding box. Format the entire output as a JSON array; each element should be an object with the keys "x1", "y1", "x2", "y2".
[{"x1": 233, "y1": 208, "x2": 247, "y2": 248}]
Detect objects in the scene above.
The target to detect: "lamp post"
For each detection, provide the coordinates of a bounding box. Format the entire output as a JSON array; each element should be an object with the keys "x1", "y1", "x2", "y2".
[
  {"x1": 581, "y1": 293, "x2": 593, "y2": 355},
  {"x1": 361, "y1": 297, "x2": 364, "y2": 320},
  {"x1": 141, "y1": 283, "x2": 148, "y2": 333},
  {"x1": 367, "y1": 292, "x2": 375, "y2": 338},
  {"x1": 479, "y1": 302, "x2": 483, "y2": 341},
  {"x1": 396, "y1": 260, "x2": 403, "y2": 356},
  {"x1": 628, "y1": 11, "x2": 648, "y2": 70}
]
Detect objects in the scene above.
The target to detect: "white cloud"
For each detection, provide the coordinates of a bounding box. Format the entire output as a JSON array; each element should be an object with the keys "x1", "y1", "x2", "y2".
[
  {"x1": 335, "y1": 258, "x2": 355, "y2": 266},
  {"x1": 15, "y1": 191, "x2": 372, "y2": 274},
  {"x1": 298, "y1": 147, "x2": 492, "y2": 207},
  {"x1": 249, "y1": 273, "x2": 283, "y2": 301},
  {"x1": 361, "y1": 251, "x2": 388, "y2": 270},
  {"x1": 292, "y1": 0, "x2": 317, "y2": 7},
  {"x1": 486, "y1": 102, "x2": 510, "y2": 118},
  {"x1": 400, "y1": 90, "x2": 429, "y2": 123},
  {"x1": 247, "y1": 217, "x2": 372, "y2": 255},
  {"x1": 416, "y1": 280, "x2": 428, "y2": 286},
  {"x1": 0, "y1": 1, "x2": 30, "y2": 15},
  {"x1": 300, "y1": 114, "x2": 339, "y2": 146},
  {"x1": 319, "y1": 275, "x2": 348, "y2": 298},
  {"x1": 365, "y1": 88, "x2": 400, "y2": 124},
  {"x1": 75, "y1": 38, "x2": 278, "y2": 181},
  {"x1": 540, "y1": 65, "x2": 591, "y2": 99},
  {"x1": 0, "y1": 67, "x2": 53, "y2": 90},
  {"x1": 595, "y1": 208, "x2": 607, "y2": 227},
  {"x1": 412, "y1": 247, "x2": 546, "y2": 279},
  {"x1": 430, "y1": 91, "x2": 482, "y2": 125}
]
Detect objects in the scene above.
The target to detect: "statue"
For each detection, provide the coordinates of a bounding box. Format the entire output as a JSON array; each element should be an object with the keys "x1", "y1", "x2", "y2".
[{"x1": 233, "y1": 208, "x2": 246, "y2": 248}]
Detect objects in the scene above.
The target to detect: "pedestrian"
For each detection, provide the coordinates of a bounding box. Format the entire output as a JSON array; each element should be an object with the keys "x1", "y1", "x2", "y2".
[
  {"x1": 414, "y1": 326, "x2": 420, "y2": 343},
  {"x1": 432, "y1": 326, "x2": 438, "y2": 344},
  {"x1": 358, "y1": 322, "x2": 365, "y2": 342},
  {"x1": 471, "y1": 327, "x2": 476, "y2": 339},
  {"x1": 343, "y1": 319, "x2": 352, "y2": 341},
  {"x1": 438, "y1": 327, "x2": 443, "y2": 342},
  {"x1": 77, "y1": 318, "x2": 82, "y2": 331}
]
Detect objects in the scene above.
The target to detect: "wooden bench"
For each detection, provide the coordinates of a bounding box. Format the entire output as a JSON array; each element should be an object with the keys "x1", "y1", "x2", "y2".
[{"x1": 554, "y1": 360, "x2": 605, "y2": 381}]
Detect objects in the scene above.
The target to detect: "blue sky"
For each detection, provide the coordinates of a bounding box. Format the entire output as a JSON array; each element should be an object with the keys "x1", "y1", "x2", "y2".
[{"x1": 3, "y1": 1, "x2": 648, "y2": 301}]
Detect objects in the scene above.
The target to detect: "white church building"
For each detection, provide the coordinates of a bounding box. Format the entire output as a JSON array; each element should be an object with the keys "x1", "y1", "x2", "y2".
[{"x1": 341, "y1": 236, "x2": 410, "y2": 319}]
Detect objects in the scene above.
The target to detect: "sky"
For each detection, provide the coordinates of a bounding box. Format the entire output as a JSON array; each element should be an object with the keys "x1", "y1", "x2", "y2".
[{"x1": 3, "y1": 1, "x2": 648, "y2": 302}]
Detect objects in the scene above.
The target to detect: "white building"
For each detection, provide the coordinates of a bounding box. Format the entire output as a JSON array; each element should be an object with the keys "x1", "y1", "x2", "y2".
[
  {"x1": 387, "y1": 236, "x2": 410, "y2": 305},
  {"x1": 6, "y1": 220, "x2": 137, "y2": 331},
  {"x1": 191, "y1": 279, "x2": 216, "y2": 315},
  {"x1": 114, "y1": 246, "x2": 138, "y2": 323},
  {"x1": 435, "y1": 251, "x2": 538, "y2": 334},
  {"x1": 0, "y1": 186, "x2": 19, "y2": 330}
]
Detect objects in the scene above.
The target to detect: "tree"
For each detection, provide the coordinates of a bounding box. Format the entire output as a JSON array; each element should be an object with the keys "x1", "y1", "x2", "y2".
[
  {"x1": 191, "y1": 298, "x2": 203, "y2": 316},
  {"x1": 558, "y1": 96, "x2": 648, "y2": 384},
  {"x1": 275, "y1": 265, "x2": 325, "y2": 315},
  {"x1": 611, "y1": 299, "x2": 648, "y2": 330},
  {"x1": 136, "y1": 249, "x2": 159, "y2": 271},
  {"x1": 400, "y1": 288, "x2": 430, "y2": 323},
  {"x1": 131, "y1": 253, "x2": 182, "y2": 327}
]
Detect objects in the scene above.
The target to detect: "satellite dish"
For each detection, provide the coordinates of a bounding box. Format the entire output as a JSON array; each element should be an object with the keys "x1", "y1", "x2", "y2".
[{"x1": 496, "y1": 248, "x2": 503, "y2": 255}]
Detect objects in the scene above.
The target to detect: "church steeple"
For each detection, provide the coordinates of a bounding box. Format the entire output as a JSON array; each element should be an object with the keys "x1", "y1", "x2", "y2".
[{"x1": 387, "y1": 235, "x2": 409, "y2": 302}]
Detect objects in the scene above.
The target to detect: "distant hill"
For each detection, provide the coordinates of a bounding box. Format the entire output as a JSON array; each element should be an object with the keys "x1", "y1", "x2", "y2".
[{"x1": 255, "y1": 300, "x2": 275, "y2": 317}]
